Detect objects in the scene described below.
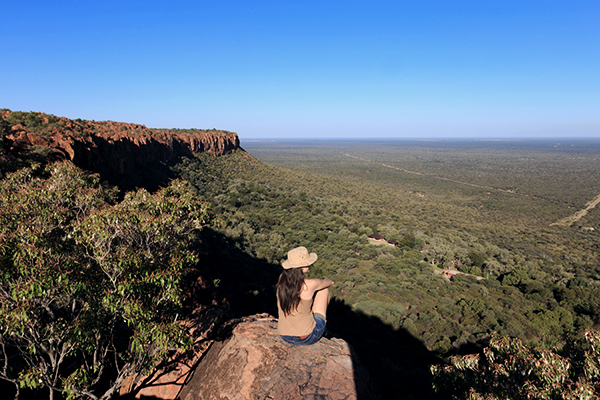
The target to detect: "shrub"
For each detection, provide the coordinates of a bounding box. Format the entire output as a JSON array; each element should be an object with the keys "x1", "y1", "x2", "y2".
[
  {"x1": 0, "y1": 162, "x2": 208, "y2": 400},
  {"x1": 431, "y1": 329, "x2": 600, "y2": 399}
]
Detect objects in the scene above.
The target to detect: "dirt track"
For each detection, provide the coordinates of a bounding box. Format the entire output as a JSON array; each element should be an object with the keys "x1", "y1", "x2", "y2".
[
  {"x1": 551, "y1": 193, "x2": 600, "y2": 227},
  {"x1": 343, "y1": 152, "x2": 599, "y2": 228}
]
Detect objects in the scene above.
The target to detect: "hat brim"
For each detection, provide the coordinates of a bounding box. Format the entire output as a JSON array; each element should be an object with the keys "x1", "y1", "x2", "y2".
[{"x1": 282, "y1": 253, "x2": 318, "y2": 269}]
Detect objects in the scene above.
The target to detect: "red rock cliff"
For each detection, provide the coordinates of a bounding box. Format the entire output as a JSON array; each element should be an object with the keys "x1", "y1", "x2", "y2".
[{"x1": 1, "y1": 110, "x2": 240, "y2": 179}]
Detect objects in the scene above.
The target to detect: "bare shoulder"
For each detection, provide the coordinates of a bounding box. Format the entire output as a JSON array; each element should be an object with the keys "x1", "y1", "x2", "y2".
[
  {"x1": 300, "y1": 278, "x2": 334, "y2": 300},
  {"x1": 304, "y1": 277, "x2": 334, "y2": 292},
  {"x1": 299, "y1": 278, "x2": 320, "y2": 300},
  {"x1": 303, "y1": 278, "x2": 320, "y2": 290}
]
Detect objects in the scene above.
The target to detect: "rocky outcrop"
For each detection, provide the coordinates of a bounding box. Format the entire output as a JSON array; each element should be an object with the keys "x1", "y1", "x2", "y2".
[
  {"x1": 1, "y1": 110, "x2": 240, "y2": 187},
  {"x1": 177, "y1": 314, "x2": 381, "y2": 400}
]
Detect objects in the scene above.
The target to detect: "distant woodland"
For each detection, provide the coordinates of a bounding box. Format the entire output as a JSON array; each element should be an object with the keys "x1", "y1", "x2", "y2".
[
  {"x1": 212, "y1": 139, "x2": 600, "y2": 398},
  {"x1": 1, "y1": 112, "x2": 600, "y2": 399},
  {"x1": 235, "y1": 139, "x2": 600, "y2": 349}
]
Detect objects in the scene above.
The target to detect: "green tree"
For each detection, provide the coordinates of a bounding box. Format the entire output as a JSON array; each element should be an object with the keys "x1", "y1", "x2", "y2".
[
  {"x1": 431, "y1": 329, "x2": 600, "y2": 399},
  {"x1": 0, "y1": 162, "x2": 208, "y2": 400}
]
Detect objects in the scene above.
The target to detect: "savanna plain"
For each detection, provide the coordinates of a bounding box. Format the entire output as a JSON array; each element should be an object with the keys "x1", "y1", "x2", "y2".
[{"x1": 237, "y1": 138, "x2": 600, "y2": 398}]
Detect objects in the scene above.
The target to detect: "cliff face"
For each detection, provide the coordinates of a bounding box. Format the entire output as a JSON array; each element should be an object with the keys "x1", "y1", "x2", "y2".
[{"x1": 1, "y1": 110, "x2": 240, "y2": 188}]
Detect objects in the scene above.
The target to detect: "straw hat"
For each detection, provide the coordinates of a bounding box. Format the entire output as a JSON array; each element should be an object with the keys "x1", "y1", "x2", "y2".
[{"x1": 282, "y1": 246, "x2": 318, "y2": 269}]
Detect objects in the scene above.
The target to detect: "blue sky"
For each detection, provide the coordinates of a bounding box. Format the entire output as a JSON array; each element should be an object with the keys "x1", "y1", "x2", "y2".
[{"x1": 2, "y1": 1, "x2": 599, "y2": 140}]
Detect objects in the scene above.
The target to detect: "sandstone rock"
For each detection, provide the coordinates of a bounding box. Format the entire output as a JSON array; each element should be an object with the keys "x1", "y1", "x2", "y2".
[
  {"x1": 177, "y1": 314, "x2": 381, "y2": 400},
  {"x1": 2, "y1": 111, "x2": 240, "y2": 185}
]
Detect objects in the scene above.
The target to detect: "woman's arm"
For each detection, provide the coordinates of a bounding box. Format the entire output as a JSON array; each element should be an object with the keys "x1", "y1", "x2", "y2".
[{"x1": 301, "y1": 278, "x2": 334, "y2": 299}]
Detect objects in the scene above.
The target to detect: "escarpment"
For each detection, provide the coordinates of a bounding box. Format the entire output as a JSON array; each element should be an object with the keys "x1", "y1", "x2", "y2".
[{"x1": 1, "y1": 110, "x2": 240, "y2": 189}]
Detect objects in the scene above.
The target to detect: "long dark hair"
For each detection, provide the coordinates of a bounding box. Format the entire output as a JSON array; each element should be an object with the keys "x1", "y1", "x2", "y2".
[{"x1": 277, "y1": 268, "x2": 305, "y2": 317}]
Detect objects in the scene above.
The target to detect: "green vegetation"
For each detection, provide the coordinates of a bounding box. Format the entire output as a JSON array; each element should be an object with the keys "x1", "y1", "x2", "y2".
[
  {"x1": 213, "y1": 140, "x2": 599, "y2": 398},
  {"x1": 189, "y1": 142, "x2": 600, "y2": 351},
  {"x1": 0, "y1": 163, "x2": 208, "y2": 400},
  {"x1": 2, "y1": 112, "x2": 600, "y2": 399},
  {"x1": 431, "y1": 329, "x2": 600, "y2": 399}
]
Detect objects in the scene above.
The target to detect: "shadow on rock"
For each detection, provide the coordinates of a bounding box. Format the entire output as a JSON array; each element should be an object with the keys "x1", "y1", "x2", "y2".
[{"x1": 72, "y1": 135, "x2": 177, "y2": 193}]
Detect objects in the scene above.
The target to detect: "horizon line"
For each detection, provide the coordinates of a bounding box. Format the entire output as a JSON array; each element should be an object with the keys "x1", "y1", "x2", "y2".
[{"x1": 241, "y1": 136, "x2": 600, "y2": 142}]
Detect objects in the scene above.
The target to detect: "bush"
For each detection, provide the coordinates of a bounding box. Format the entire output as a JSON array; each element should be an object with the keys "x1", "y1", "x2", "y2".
[
  {"x1": 0, "y1": 162, "x2": 209, "y2": 400},
  {"x1": 431, "y1": 329, "x2": 600, "y2": 399}
]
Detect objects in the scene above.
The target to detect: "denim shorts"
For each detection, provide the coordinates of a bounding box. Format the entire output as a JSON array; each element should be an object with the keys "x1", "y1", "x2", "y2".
[{"x1": 280, "y1": 314, "x2": 326, "y2": 346}]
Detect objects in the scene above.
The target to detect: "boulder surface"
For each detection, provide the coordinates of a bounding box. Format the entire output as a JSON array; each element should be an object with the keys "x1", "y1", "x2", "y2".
[{"x1": 177, "y1": 314, "x2": 380, "y2": 400}]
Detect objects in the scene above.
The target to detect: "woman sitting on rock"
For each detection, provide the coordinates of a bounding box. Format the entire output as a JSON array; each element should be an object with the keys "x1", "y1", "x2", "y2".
[{"x1": 277, "y1": 246, "x2": 334, "y2": 345}]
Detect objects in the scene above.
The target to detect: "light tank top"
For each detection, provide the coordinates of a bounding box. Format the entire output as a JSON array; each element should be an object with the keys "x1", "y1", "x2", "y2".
[{"x1": 277, "y1": 296, "x2": 316, "y2": 337}]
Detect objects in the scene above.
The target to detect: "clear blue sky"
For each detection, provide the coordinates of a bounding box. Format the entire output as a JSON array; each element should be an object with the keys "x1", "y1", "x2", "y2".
[{"x1": 2, "y1": 1, "x2": 599, "y2": 139}]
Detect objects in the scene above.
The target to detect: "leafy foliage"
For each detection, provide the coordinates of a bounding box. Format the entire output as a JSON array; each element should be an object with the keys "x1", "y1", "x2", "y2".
[
  {"x1": 431, "y1": 329, "x2": 600, "y2": 399},
  {"x1": 0, "y1": 162, "x2": 208, "y2": 400}
]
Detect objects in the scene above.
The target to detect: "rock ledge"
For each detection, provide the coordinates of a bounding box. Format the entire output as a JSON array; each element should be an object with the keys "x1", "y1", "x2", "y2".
[{"x1": 177, "y1": 314, "x2": 380, "y2": 400}]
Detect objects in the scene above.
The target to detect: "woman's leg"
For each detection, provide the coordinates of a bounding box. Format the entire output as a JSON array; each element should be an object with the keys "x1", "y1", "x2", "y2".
[{"x1": 312, "y1": 287, "x2": 330, "y2": 318}]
